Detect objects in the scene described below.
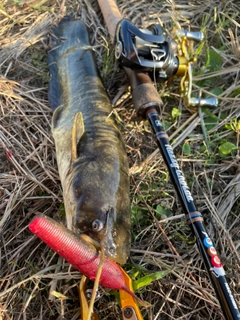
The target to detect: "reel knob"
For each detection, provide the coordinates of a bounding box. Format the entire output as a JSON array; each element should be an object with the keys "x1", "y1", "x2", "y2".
[
  {"x1": 176, "y1": 30, "x2": 204, "y2": 42},
  {"x1": 188, "y1": 97, "x2": 218, "y2": 107}
]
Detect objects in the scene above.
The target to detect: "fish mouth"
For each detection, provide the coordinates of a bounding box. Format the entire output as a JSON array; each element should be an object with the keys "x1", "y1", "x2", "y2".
[
  {"x1": 76, "y1": 206, "x2": 128, "y2": 263},
  {"x1": 86, "y1": 222, "x2": 126, "y2": 263},
  {"x1": 99, "y1": 210, "x2": 130, "y2": 264},
  {"x1": 92, "y1": 207, "x2": 118, "y2": 260},
  {"x1": 102, "y1": 215, "x2": 117, "y2": 259}
]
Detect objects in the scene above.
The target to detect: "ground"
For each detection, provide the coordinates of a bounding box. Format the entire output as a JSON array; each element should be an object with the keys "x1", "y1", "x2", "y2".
[{"x1": 0, "y1": 0, "x2": 239, "y2": 319}]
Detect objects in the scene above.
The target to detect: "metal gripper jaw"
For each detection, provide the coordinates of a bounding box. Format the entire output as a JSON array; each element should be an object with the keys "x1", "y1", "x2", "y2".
[{"x1": 115, "y1": 19, "x2": 218, "y2": 108}]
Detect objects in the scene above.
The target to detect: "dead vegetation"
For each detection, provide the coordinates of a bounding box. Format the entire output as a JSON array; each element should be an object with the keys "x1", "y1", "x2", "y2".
[{"x1": 0, "y1": 0, "x2": 239, "y2": 319}]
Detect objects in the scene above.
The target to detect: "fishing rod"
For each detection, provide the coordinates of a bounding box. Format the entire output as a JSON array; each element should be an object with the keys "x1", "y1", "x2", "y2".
[{"x1": 97, "y1": 0, "x2": 240, "y2": 319}]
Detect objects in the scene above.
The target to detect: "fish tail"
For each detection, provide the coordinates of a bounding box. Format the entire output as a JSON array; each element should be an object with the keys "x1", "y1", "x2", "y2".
[
  {"x1": 48, "y1": 16, "x2": 91, "y2": 111},
  {"x1": 47, "y1": 18, "x2": 71, "y2": 111}
]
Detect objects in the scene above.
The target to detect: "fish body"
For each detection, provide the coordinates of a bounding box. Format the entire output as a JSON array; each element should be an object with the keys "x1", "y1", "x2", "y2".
[{"x1": 48, "y1": 17, "x2": 130, "y2": 263}]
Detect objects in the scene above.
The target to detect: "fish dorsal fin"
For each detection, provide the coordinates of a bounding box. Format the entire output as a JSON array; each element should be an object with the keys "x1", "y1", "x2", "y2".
[{"x1": 71, "y1": 112, "x2": 85, "y2": 161}]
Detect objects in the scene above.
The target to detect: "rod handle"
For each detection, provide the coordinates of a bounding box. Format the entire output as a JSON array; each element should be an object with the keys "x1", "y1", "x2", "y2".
[
  {"x1": 123, "y1": 68, "x2": 162, "y2": 118},
  {"x1": 97, "y1": 0, "x2": 122, "y2": 41}
]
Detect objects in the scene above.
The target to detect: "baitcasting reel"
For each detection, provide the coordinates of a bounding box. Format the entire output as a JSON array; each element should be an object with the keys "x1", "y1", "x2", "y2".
[{"x1": 115, "y1": 19, "x2": 217, "y2": 108}]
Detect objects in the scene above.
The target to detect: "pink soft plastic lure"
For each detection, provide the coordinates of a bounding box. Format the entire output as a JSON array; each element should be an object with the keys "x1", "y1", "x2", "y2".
[{"x1": 28, "y1": 215, "x2": 145, "y2": 306}]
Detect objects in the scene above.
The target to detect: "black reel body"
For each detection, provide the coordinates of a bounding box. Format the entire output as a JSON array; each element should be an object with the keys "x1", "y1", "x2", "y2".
[
  {"x1": 115, "y1": 19, "x2": 179, "y2": 80},
  {"x1": 115, "y1": 19, "x2": 218, "y2": 108}
]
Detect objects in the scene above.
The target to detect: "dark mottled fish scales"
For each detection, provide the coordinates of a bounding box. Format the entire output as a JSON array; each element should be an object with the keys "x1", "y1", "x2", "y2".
[{"x1": 48, "y1": 17, "x2": 130, "y2": 263}]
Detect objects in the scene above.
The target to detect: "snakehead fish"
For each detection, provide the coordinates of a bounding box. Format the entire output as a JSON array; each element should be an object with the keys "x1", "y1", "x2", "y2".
[{"x1": 48, "y1": 16, "x2": 130, "y2": 263}]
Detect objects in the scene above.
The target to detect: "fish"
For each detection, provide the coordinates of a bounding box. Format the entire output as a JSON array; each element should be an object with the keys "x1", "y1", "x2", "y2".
[{"x1": 48, "y1": 16, "x2": 131, "y2": 263}]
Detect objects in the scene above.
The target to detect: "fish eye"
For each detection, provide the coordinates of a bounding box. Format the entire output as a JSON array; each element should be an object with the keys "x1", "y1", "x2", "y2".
[
  {"x1": 108, "y1": 246, "x2": 116, "y2": 255},
  {"x1": 92, "y1": 219, "x2": 104, "y2": 232}
]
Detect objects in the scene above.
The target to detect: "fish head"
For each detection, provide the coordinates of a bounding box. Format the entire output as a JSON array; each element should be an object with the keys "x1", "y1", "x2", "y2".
[{"x1": 75, "y1": 197, "x2": 130, "y2": 264}]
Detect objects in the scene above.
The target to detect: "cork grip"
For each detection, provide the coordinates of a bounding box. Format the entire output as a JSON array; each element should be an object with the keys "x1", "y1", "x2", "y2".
[
  {"x1": 97, "y1": 0, "x2": 122, "y2": 41},
  {"x1": 97, "y1": 0, "x2": 162, "y2": 118},
  {"x1": 132, "y1": 83, "x2": 162, "y2": 118}
]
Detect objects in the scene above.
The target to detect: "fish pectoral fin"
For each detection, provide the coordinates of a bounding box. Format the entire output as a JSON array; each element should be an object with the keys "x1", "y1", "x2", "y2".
[{"x1": 71, "y1": 112, "x2": 85, "y2": 161}]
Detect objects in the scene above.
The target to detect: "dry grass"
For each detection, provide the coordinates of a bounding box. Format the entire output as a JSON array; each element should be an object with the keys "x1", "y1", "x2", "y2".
[{"x1": 0, "y1": 0, "x2": 239, "y2": 319}]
